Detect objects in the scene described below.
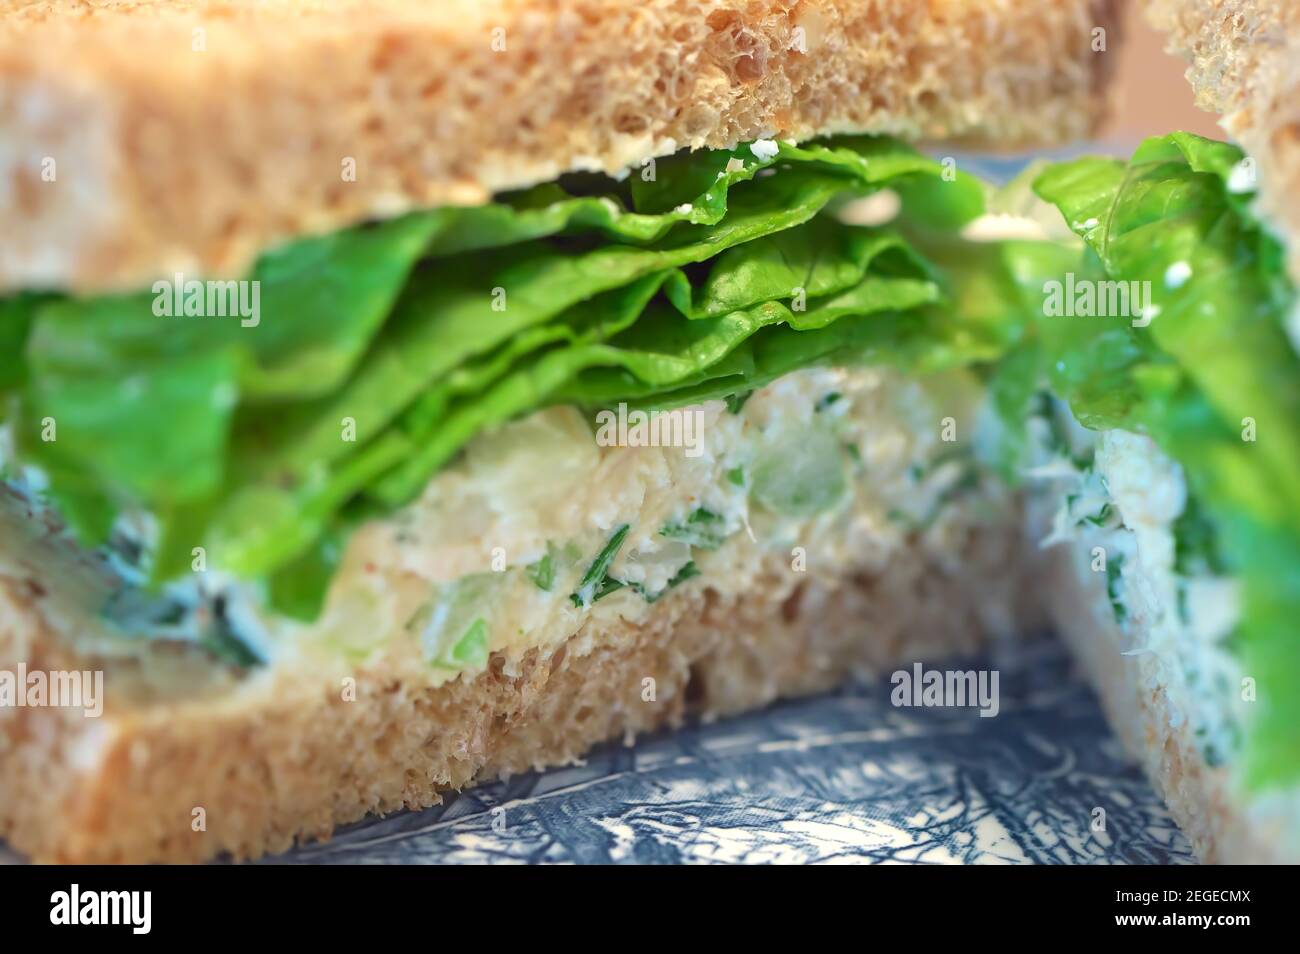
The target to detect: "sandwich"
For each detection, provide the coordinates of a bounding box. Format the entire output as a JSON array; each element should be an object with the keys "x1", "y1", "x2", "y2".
[{"x1": 0, "y1": 0, "x2": 1294, "y2": 865}]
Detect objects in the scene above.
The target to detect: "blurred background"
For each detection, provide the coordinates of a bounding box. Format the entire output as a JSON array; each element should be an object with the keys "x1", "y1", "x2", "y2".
[{"x1": 1107, "y1": 2, "x2": 1219, "y2": 142}]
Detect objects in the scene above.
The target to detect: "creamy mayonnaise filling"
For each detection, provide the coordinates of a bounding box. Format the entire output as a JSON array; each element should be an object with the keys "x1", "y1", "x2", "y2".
[
  {"x1": 291, "y1": 364, "x2": 1006, "y2": 685},
  {"x1": 1027, "y1": 402, "x2": 1246, "y2": 768}
]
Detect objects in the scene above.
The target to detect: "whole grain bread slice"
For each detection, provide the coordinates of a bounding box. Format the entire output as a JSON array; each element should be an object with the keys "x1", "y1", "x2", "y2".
[{"x1": 0, "y1": 0, "x2": 1118, "y2": 294}]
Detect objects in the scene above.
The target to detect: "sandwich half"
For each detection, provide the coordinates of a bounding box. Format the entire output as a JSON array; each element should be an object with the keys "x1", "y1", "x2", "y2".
[
  {"x1": 1, "y1": 0, "x2": 1296, "y2": 865},
  {"x1": 1022, "y1": 0, "x2": 1300, "y2": 865}
]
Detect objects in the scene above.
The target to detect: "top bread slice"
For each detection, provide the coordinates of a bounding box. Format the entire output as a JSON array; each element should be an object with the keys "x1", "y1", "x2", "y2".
[
  {"x1": 0, "y1": 0, "x2": 1118, "y2": 294},
  {"x1": 1147, "y1": 0, "x2": 1300, "y2": 282}
]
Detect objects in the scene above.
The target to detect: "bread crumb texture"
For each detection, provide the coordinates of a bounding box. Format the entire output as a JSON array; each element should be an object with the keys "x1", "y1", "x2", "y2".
[
  {"x1": 1147, "y1": 0, "x2": 1300, "y2": 281},
  {"x1": 0, "y1": 0, "x2": 1116, "y2": 292}
]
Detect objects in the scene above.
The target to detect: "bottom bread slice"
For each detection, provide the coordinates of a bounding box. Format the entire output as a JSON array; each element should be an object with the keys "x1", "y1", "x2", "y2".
[{"x1": 0, "y1": 530, "x2": 1029, "y2": 864}]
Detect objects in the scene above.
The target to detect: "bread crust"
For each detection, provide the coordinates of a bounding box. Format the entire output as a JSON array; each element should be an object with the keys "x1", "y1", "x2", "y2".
[
  {"x1": 0, "y1": 0, "x2": 1118, "y2": 293},
  {"x1": 1147, "y1": 0, "x2": 1300, "y2": 281},
  {"x1": 0, "y1": 521, "x2": 1031, "y2": 864}
]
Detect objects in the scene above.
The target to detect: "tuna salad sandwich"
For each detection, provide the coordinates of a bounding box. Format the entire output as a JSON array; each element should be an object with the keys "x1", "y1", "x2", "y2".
[{"x1": 0, "y1": 0, "x2": 1296, "y2": 864}]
